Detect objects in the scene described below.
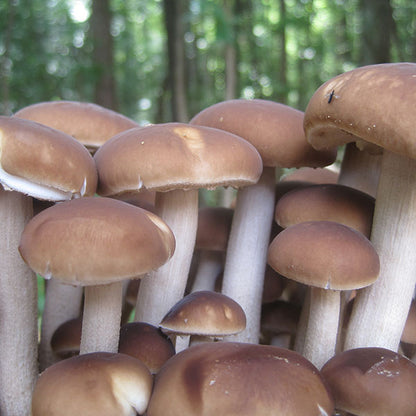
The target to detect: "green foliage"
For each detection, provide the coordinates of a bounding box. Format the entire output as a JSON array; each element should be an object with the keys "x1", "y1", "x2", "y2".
[{"x1": 1, "y1": 0, "x2": 414, "y2": 120}]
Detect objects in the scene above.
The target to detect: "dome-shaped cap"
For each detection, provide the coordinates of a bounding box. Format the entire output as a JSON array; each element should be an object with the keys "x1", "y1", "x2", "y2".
[
  {"x1": 19, "y1": 196, "x2": 175, "y2": 285},
  {"x1": 15, "y1": 100, "x2": 139, "y2": 152},
  {"x1": 159, "y1": 290, "x2": 246, "y2": 337},
  {"x1": 191, "y1": 99, "x2": 337, "y2": 167},
  {"x1": 304, "y1": 63, "x2": 416, "y2": 158},
  {"x1": 0, "y1": 116, "x2": 97, "y2": 200},
  {"x1": 321, "y1": 347, "x2": 416, "y2": 416},
  {"x1": 94, "y1": 122, "x2": 263, "y2": 196},
  {"x1": 268, "y1": 221, "x2": 380, "y2": 290},
  {"x1": 147, "y1": 342, "x2": 334, "y2": 416},
  {"x1": 31, "y1": 352, "x2": 153, "y2": 416}
]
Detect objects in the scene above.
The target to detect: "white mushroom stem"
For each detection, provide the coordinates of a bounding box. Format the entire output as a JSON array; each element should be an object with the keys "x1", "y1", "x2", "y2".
[
  {"x1": 191, "y1": 251, "x2": 223, "y2": 292},
  {"x1": 0, "y1": 189, "x2": 38, "y2": 416},
  {"x1": 80, "y1": 281, "x2": 123, "y2": 354},
  {"x1": 337, "y1": 143, "x2": 382, "y2": 198},
  {"x1": 39, "y1": 280, "x2": 83, "y2": 370},
  {"x1": 221, "y1": 167, "x2": 276, "y2": 343},
  {"x1": 135, "y1": 189, "x2": 198, "y2": 325},
  {"x1": 344, "y1": 150, "x2": 416, "y2": 351},
  {"x1": 302, "y1": 287, "x2": 340, "y2": 370}
]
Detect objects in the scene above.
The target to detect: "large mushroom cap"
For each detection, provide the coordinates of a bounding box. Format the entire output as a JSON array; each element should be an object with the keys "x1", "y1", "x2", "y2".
[
  {"x1": 268, "y1": 220, "x2": 380, "y2": 290},
  {"x1": 304, "y1": 62, "x2": 416, "y2": 157},
  {"x1": 0, "y1": 116, "x2": 97, "y2": 200},
  {"x1": 31, "y1": 352, "x2": 153, "y2": 416},
  {"x1": 14, "y1": 100, "x2": 139, "y2": 153},
  {"x1": 190, "y1": 98, "x2": 337, "y2": 167},
  {"x1": 321, "y1": 347, "x2": 416, "y2": 416},
  {"x1": 18, "y1": 196, "x2": 175, "y2": 285},
  {"x1": 94, "y1": 122, "x2": 263, "y2": 196},
  {"x1": 147, "y1": 342, "x2": 334, "y2": 416}
]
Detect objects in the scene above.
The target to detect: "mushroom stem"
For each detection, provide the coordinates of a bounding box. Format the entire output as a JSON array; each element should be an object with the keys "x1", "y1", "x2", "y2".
[
  {"x1": 222, "y1": 166, "x2": 276, "y2": 343},
  {"x1": 0, "y1": 189, "x2": 38, "y2": 416},
  {"x1": 344, "y1": 150, "x2": 416, "y2": 351},
  {"x1": 39, "y1": 280, "x2": 83, "y2": 369},
  {"x1": 80, "y1": 281, "x2": 123, "y2": 354},
  {"x1": 135, "y1": 189, "x2": 198, "y2": 325},
  {"x1": 302, "y1": 287, "x2": 340, "y2": 369},
  {"x1": 191, "y1": 251, "x2": 223, "y2": 292}
]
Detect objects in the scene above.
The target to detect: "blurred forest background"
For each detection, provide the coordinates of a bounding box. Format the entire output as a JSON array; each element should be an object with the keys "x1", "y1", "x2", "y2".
[{"x1": 1, "y1": 0, "x2": 415, "y2": 124}]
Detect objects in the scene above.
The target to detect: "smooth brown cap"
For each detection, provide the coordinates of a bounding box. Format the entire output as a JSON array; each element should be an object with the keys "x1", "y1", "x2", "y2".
[
  {"x1": 159, "y1": 291, "x2": 246, "y2": 337},
  {"x1": 94, "y1": 122, "x2": 263, "y2": 196},
  {"x1": 31, "y1": 352, "x2": 153, "y2": 416},
  {"x1": 195, "y1": 207, "x2": 233, "y2": 252},
  {"x1": 51, "y1": 317, "x2": 82, "y2": 359},
  {"x1": 304, "y1": 63, "x2": 416, "y2": 158},
  {"x1": 19, "y1": 196, "x2": 175, "y2": 285},
  {"x1": 0, "y1": 116, "x2": 97, "y2": 200},
  {"x1": 275, "y1": 184, "x2": 375, "y2": 237},
  {"x1": 190, "y1": 99, "x2": 337, "y2": 167},
  {"x1": 14, "y1": 100, "x2": 139, "y2": 152},
  {"x1": 118, "y1": 322, "x2": 175, "y2": 374},
  {"x1": 147, "y1": 342, "x2": 334, "y2": 416},
  {"x1": 268, "y1": 221, "x2": 380, "y2": 290},
  {"x1": 321, "y1": 347, "x2": 416, "y2": 416}
]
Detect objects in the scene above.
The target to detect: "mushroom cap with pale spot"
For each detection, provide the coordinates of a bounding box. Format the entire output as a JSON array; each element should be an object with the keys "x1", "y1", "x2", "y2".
[
  {"x1": 94, "y1": 122, "x2": 263, "y2": 196},
  {"x1": 31, "y1": 352, "x2": 153, "y2": 416},
  {"x1": 147, "y1": 342, "x2": 334, "y2": 416},
  {"x1": 19, "y1": 196, "x2": 175, "y2": 285},
  {"x1": 0, "y1": 116, "x2": 97, "y2": 200},
  {"x1": 304, "y1": 62, "x2": 416, "y2": 158},
  {"x1": 321, "y1": 347, "x2": 416, "y2": 416},
  {"x1": 15, "y1": 100, "x2": 139, "y2": 152},
  {"x1": 159, "y1": 290, "x2": 246, "y2": 337},
  {"x1": 190, "y1": 98, "x2": 337, "y2": 168}
]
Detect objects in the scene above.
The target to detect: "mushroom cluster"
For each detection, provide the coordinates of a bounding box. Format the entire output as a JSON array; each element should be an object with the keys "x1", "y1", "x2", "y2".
[{"x1": 1, "y1": 63, "x2": 416, "y2": 415}]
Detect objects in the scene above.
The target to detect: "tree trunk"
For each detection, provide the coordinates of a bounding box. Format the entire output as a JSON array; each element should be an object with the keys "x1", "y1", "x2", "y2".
[
  {"x1": 90, "y1": 0, "x2": 118, "y2": 110},
  {"x1": 358, "y1": 0, "x2": 394, "y2": 64},
  {"x1": 163, "y1": 0, "x2": 188, "y2": 122}
]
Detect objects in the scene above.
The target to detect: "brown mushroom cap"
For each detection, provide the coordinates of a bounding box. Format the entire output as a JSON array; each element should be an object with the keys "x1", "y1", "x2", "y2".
[
  {"x1": 118, "y1": 322, "x2": 175, "y2": 374},
  {"x1": 321, "y1": 347, "x2": 416, "y2": 416},
  {"x1": 0, "y1": 116, "x2": 97, "y2": 200},
  {"x1": 195, "y1": 206, "x2": 233, "y2": 252},
  {"x1": 275, "y1": 184, "x2": 375, "y2": 237},
  {"x1": 268, "y1": 221, "x2": 380, "y2": 290},
  {"x1": 18, "y1": 196, "x2": 175, "y2": 285},
  {"x1": 304, "y1": 62, "x2": 416, "y2": 157},
  {"x1": 191, "y1": 98, "x2": 336, "y2": 167},
  {"x1": 147, "y1": 341, "x2": 334, "y2": 416},
  {"x1": 50, "y1": 317, "x2": 82, "y2": 359},
  {"x1": 31, "y1": 352, "x2": 153, "y2": 416},
  {"x1": 159, "y1": 291, "x2": 246, "y2": 337},
  {"x1": 14, "y1": 100, "x2": 139, "y2": 152},
  {"x1": 94, "y1": 122, "x2": 263, "y2": 196}
]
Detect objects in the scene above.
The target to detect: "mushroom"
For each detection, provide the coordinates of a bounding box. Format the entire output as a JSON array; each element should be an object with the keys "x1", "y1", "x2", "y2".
[
  {"x1": 321, "y1": 347, "x2": 416, "y2": 415},
  {"x1": 118, "y1": 322, "x2": 175, "y2": 374},
  {"x1": 31, "y1": 352, "x2": 153, "y2": 416},
  {"x1": 147, "y1": 341, "x2": 335, "y2": 416},
  {"x1": 94, "y1": 122, "x2": 262, "y2": 326},
  {"x1": 19, "y1": 196, "x2": 175, "y2": 354},
  {"x1": 268, "y1": 220, "x2": 380, "y2": 369},
  {"x1": 0, "y1": 116, "x2": 97, "y2": 414},
  {"x1": 303, "y1": 62, "x2": 416, "y2": 351},
  {"x1": 159, "y1": 290, "x2": 246, "y2": 352},
  {"x1": 190, "y1": 206, "x2": 233, "y2": 293},
  {"x1": 191, "y1": 99, "x2": 336, "y2": 344},
  {"x1": 51, "y1": 317, "x2": 82, "y2": 360},
  {"x1": 14, "y1": 100, "x2": 139, "y2": 154}
]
